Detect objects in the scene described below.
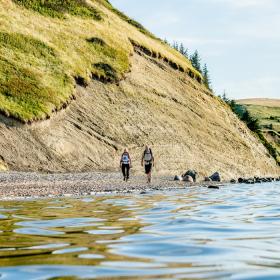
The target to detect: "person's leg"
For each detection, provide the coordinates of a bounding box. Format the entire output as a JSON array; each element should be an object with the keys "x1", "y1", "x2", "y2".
[
  {"x1": 149, "y1": 164, "x2": 153, "y2": 183},
  {"x1": 144, "y1": 164, "x2": 149, "y2": 183},
  {"x1": 146, "y1": 164, "x2": 152, "y2": 183},
  {"x1": 122, "y1": 164, "x2": 126, "y2": 181},
  {"x1": 126, "y1": 165, "x2": 130, "y2": 180}
]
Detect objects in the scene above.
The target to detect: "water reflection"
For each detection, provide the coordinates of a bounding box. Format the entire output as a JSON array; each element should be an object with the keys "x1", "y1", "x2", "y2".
[{"x1": 0, "y1": 182, "x2": 280, "y2": 279}]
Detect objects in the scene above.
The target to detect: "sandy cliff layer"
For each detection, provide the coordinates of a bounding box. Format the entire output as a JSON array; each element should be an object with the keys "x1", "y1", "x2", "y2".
[{"x1": 0, "y1": 51, "x2": 278, "y2": 179}]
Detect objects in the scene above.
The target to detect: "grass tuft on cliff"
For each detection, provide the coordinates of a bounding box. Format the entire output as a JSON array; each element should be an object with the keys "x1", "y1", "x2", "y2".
[
  {"x1": 12, "y1": 0, "x2": 102, "y2": 20},
  {"x1": 0, "y1": 32, "x2": 72, "y2": 121},
  {"x1": 0, "y1": 0, "x2": 202, "y2": 122}
]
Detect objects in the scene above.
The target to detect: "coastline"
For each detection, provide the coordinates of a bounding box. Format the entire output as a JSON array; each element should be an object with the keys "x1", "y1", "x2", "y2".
[
  {"x1": 0, "y1": 171, "x2": 224, "y2": 201},
  {"x1": 1, "y1": 171, "x2": 278, "y2": 201}
]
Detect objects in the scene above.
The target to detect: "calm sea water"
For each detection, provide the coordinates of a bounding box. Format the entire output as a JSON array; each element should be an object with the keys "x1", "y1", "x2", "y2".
[{"x1": 0, "y1": 182, "x2": 280, "y2": 280}]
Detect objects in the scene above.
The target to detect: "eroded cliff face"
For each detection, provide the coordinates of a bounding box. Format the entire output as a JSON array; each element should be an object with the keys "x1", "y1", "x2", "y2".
[{"x1": 0, "y1": 51, "x2": 278, "y2": 179}]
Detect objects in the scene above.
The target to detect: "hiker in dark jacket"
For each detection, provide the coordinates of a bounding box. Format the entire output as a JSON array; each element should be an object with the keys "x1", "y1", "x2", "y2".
[
  {"x1": 120, "y1": 149, "x2": 131, "y2": 181},
  {"x1": 141, "y1": 145, "x2": 154, "y2": 183}
]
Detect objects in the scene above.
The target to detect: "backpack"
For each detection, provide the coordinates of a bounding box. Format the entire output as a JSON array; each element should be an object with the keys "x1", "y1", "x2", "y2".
[
  {"x1": 144, "y1": 149, "x2": 153, "y2": 162},
  {"x1": 121, "y1": 153, "x2": 130, "y2": 164}
]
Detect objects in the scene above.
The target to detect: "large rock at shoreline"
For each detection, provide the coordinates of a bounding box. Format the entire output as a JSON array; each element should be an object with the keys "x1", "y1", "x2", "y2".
[
  {"x1": 183, "y1": 175, "x2": 194, "y2": 183},
  {"x1": 183, "y1": 170, "x2": 198, "y2": 182},
  {"x1": 209, "y1": 172, "x2": 221, "y2": 182}
]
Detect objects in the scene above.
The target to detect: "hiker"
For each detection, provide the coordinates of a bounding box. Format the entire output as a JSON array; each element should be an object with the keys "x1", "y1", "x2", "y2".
[
  {"x1": 141, "y1": 145, "x2": 154, "y2": 183},
  {"x1": 120, "y1": 149, "x2": 131, "y2": 181}
]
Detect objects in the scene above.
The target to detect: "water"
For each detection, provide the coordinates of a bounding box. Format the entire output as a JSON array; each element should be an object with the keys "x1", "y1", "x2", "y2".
[{"x1": 0, "y1": 182, "x2": 280, "y2": 279}]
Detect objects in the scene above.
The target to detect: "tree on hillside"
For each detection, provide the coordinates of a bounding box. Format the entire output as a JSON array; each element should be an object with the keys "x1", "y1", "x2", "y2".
[
  {"x1": 190, "y1": 50, "x2": 202, "y2": 73},
  {"x1": 202, "y1": 63, "x2": 211, "y2": 89},
  {"x1": 163, "y1": 38, "x2": 169, "y2": 45},
  {"x1": 222, "y1": 90, "x2": 229, "y2": 103},
  {"x1": 179, "y1": 43, "x2": 188, "y2": 58},
  {"x1": 172, "y1": 41, "x2": 179, "y2": 51},
  {"x1": 241, "y1": 109, "x2": 260, "y2": 131}
]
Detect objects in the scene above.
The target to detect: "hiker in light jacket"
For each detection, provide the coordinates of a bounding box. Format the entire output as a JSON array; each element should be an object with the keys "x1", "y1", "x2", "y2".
[{"x1": 141, "y1": 145, "x2": 154, "y2": 183}]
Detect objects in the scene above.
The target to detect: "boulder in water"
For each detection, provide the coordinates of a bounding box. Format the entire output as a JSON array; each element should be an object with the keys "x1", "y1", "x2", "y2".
[
  {"x1": 238, "y1": 177, "x2": 244, "y2": 183},
  {"x1": 208, "y1": 185, "x2": 220, "y2": 189}
]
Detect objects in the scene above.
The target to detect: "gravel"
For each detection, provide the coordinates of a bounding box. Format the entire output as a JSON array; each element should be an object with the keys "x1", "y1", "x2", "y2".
[{"x1": 0, "y1": 172, "x2": 191, "y2": 200}]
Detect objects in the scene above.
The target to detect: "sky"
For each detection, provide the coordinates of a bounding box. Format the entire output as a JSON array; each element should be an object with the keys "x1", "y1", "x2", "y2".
[{"x1": 110, "y1": 0, "x2": 280, "y2": 99}]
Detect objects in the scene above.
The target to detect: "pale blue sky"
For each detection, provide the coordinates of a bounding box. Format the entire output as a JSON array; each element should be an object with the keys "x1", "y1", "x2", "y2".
[{"x1": 110, "y1": 0, "x2": 280, "y2": 99}]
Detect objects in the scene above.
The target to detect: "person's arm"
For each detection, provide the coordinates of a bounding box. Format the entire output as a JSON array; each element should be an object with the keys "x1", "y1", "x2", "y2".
[
  {"x1": 128, "y1": 154, "x2": 132, "y2": 167},
  {"x1": 141, "y1": 152, "x2": 144, "y2": 166},
  {"x1": 120, "y1": 154, "x2": 123, "y2": 168},
  {"x1": 150, "y1": 149, "x2": 155, "y2": 166}
]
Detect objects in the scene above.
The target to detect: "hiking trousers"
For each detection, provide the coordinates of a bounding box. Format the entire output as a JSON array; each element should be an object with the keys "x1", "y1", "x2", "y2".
[{"x1": 122, "y1": 164, "x2": 130, "y2": 179}]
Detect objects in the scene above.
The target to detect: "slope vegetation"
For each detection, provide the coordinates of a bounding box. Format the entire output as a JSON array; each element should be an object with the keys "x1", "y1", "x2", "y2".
[
  {"x1": 0, "y1": 0, "x2": 279, "y2": 178},
  {"x1": 0, "y1": 0, "x2": 200, "y2": 122},
  {"x1": 237, "y1": 99, "x2": 280, "y2": 164}
]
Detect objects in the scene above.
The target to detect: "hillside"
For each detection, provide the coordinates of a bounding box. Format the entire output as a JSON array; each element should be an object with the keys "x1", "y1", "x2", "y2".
[
  {"x1": 238, "y1": 98, "x2": 280, "y2": 108},
  {"x1": 237, "y1": 99, "x2": 280, "y2": 164},
  {"x1": 0, "y1": 0, "x2": 279, "y2": 178}
]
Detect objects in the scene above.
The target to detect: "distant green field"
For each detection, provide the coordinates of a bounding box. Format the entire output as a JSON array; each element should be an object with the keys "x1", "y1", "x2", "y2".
[
  {"x1": 245, "y1": 104, "x2": 280, "y2": 131},
  {"x1": 236, "y1": 102, "x2": 280, "y2": 163}
]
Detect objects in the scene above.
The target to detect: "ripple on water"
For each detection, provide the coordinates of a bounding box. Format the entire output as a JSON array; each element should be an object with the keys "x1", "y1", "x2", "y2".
[
  {"x1": 24, "y1": 243, "x2": 69, "y2": 250},
  {"x1": 78, "y1": 254, "x2": 105, "y2": 259},
  {"x1": 52, "y1": 247, "x2": 88, "y2": 255},
  {"x1": 86, "y1": 229, "x2": 124, "y2": 235},
  {"x1": 109, "y1": 241, "x2": 231, "y2": 263},
  {"x1": 14, "y1": 227, "x2": 65, "y2": 236},
  {"x1": 16, "y1": 217, "x2": 105, "y2": 228},
  {"x1": 0, "y1": 182, "x2": 280, "y2": 280}
]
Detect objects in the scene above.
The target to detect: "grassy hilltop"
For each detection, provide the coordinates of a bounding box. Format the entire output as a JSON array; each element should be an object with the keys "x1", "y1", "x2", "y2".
[{"x1": 0, "y1": 0, "x2": 201, "y2": 122}]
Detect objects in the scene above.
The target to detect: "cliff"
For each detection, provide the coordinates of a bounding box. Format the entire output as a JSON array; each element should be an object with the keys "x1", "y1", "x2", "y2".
[{"x1": 0, "y1": 0, "x2": 278, "y2": 178}]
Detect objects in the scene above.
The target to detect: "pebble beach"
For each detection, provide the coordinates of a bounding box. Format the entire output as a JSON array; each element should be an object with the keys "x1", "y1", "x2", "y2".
[{"x1": 0, "y1": 172, "x2": 191, "y2": 200}]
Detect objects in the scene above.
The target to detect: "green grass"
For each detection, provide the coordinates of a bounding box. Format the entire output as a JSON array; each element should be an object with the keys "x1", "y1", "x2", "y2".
[
  {"x1": 86, "y1": 36, "x2": 129, "y2": 81},
  {"x1": 13, "y1": 0, "x2": 102, "y2": 20},
  {"x1": 244, "y1": 104, "x2": 280, "y2": 131},
  {"x1": 0, "y1": 0, "x2": 202, "y2": 123},
  {"x1": 0, "y1": 32, "x2": 73, "y2": 122},
  {"x1": 236, "y1": 103, "x2": 280, "y2": 164}
]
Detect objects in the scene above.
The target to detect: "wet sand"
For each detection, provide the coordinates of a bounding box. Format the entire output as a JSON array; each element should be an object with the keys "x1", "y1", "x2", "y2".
[{"x1": 0, "y1": 171, "x2": 203, "y2": 200}]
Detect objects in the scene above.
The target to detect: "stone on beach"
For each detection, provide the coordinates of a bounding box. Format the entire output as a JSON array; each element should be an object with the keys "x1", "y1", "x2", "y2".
[
  {"x1": 174, "y1": 175, "x2": 182, "y2": 181},
  {"x1": 183, "y1": 175, "x2": 194, "y2": 183},
  {"x1": 182, "y1": 170, "x2": 197, "y2": 182},
  {"x1": 209, "y1": 172, "x2": 221, "y2": 182}
]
